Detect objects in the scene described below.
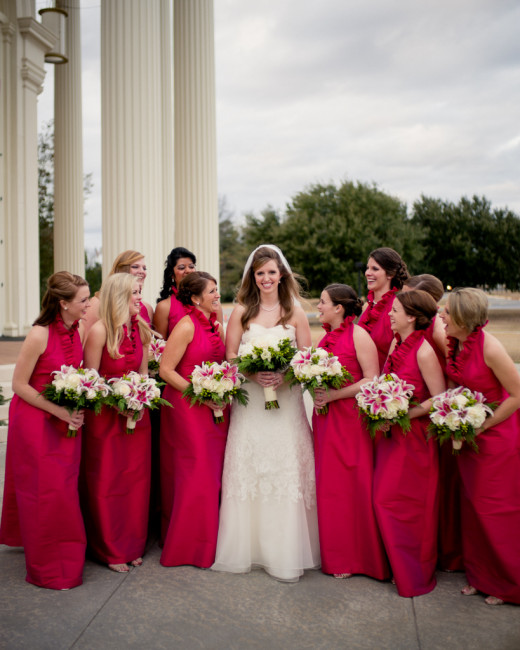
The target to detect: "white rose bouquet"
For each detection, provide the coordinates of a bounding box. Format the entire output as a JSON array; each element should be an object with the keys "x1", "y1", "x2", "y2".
[
  {"x1": 234, "y1": 335, "x2": 297, "y2": 409},
  {"x1": 42, "y1": 364, "x2": 111, "y2": 437},
  {"x1": 285, "y1": 346, "x2": 353, "y2": 414},
  {"x1": 355, "y1": 373, "x2": 415, "y2": 439},
  {"x1": 106, "y1": 371, "x2": 171, "y2": 434},
  {"x1": 183, "y1": 361, "x2": 248, "y2": 423},
  {"x1": 148, "y1": 334, "x2": 166, "y2": 376},
  {"x1": 428, "y1": 386, "x2": 495, "y2": 454}
]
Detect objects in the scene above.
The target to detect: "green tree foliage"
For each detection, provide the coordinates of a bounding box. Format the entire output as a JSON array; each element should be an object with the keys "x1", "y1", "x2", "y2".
[
  {"x1": 242, "y1": 207, "x2": 283, "y2": 251},
  {"x1": 219, "y1": 198, "x2": 247, "y2": 301},
  {"x1": 411, "y1": 196, "x2": 520, "y2": 289}
]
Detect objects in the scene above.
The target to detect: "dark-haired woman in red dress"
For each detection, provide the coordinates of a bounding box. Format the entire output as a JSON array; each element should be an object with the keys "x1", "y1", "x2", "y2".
[
  {"x1": 0, "y1": 272, "x2": 90, "y2": 589},
  {"x1": 373, "y1": 290, "x2": 445, "y2": 597},
  {"x1": 441, "y1": 288, "x2": 520, "y2": 606},
  {"x1": 312, "y1": 284, "x2": 389, "y2": 581}
]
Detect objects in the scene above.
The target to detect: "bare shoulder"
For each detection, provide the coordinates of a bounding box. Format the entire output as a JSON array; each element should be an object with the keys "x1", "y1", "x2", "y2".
[
  {"x1": 23, "y1": 325, "x2": 49, "y2": 354},
  {"x1": 417, "y1": 338, "x2": 437, "y2": 362}
]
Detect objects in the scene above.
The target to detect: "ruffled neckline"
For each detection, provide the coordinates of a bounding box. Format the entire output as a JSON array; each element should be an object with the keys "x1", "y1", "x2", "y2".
[
  {"x1": 447, "y1": 323, "x2": 486, "y2": 378},
  {"x1": 54, "y1": 313, "x2": 80, "y2": 365},
  {"x1": 120, "y1": 316, "x2": 139, "y2": 357},
  {"x1": 359, "y1": 288, "x2": 397, "y2": 333},
  {"x1": 186, "y1": 305, "x2": 222, "y2": 348},
  {"x1": 320, "y1": 314, "x2": 356, "y2": 351},
  {"x1": 384, "y1": 329, "x2": 424, "y2": 374}
]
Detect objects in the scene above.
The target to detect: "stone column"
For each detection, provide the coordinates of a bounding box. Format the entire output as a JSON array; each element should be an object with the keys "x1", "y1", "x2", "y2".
[
  {"x1": 173, "y1": 0, "x2": 219, "y2": 281},
  {"x1": 101, "y1": 0, "x2": 173, "y2": 305},
  {"x1": 53, "y1": 0, "x2": 85, "y2": 277}
]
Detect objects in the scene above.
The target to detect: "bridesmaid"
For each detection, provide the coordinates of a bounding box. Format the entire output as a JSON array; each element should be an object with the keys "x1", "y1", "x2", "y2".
[
  {"x1": 83, "y1": 250, "x2": 153, "y2": 334},
  {"x1": 0, "y1": 272, "x2": 90, "y2": 589},
  {"x1": 358, "y1": 247, "x2": 409, "y2": 371},
  {"x1": 441, "y1": 288, "x2": 520, "y2": 605},
  {"x1": 312, "y1": 284, "x2": 390, "y2": 581},
  {"x1": 82, "y1": 273, "x2": 152, "y2": 573},
  {"x1": 159, "y1": 272, "x2": 228, "y2": 567},
  {"x1": 373, "y1": 289, "x2": 445, "y2": 597},
  {"x1": 154, "y1": 247, "x2": 197, "y2": 339}
]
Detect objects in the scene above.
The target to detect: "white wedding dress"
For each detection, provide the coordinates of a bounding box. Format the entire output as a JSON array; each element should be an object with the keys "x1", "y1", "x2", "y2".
[{"x1": 212, "y1": 323, "x2": 321, "y2": 581}]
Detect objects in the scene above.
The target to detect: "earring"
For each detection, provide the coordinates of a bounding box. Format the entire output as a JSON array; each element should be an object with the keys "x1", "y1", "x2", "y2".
[
  {"x1": 195, "y1": 302, "x2": 200, "y2": 306},
  {"x1": 64, "y1": 307, "x2": 68, "y2": 310}
]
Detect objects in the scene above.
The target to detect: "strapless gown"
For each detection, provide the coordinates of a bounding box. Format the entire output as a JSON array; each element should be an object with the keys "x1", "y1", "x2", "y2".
[{"x1": 212, "y1": 323, "x2": 320, "y2": 581}]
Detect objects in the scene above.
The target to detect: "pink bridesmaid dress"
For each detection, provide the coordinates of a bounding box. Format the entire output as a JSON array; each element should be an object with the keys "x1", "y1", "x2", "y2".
[
  {"x1": 0, "y1": 316, "x2": 86, "y2": 589},
  {"x1": 160, "y1": 307, "x2": 228, "y2": 567},
  {"x1": 358, "y1": 288, "x2": 397, "y2": 371},
  {"x1": 312, "y1": 316, "x2": 389, "y2": 579}
]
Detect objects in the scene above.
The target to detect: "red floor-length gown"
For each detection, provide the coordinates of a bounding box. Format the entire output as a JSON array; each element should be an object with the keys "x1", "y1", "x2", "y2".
[
  {"x1": 81, "y1": 317, "x2": 151, "y2": 564},
  {"x1": 160, "y1": 307, "x2": 228, "y2": 567},
  {"x1": 373, "y1": 330, "x2": 439, "y2": 597},
  {"x1": 0, "y1": 316, "x2": 86, "y2": 589},
  {"x1": 446, "y1": 326, "x2": 520, "y2": 603},
  {"x1": 312, "y1": 316, "x2": 389, "y2": 579},
  {"x1": 358, "y1": 288, "x2": 397, "y2": 371},
  {"x1": 167, "y1": 287, "x2": 189, "y2": 337}
]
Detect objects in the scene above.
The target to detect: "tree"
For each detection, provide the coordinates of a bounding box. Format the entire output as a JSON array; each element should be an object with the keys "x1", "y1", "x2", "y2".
[{"x1": 219, "y1": 197, "x2": 246, "y2": 301}]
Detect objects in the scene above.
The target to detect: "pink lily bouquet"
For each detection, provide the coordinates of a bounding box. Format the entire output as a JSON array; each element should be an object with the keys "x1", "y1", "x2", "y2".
[
  {"x1": 148, "y1": 334, "x2": 166, "y2": 376},
  {"x1": 286, "y1": 346, "x2": 353, "y2": 415},
  {"x1": 106, "y1": 371, "x2": 171, "y2": 433},
  {"x1": 234, "y1": 335, "x2": 297, "y2": 409},
  {"x1": 42, "y1": 364, "x2": 111, "y2": 437},
  {"x1": 356, "y1": 373, "x2": 415, "y2": 438},
  {"x1": 428, "y1": 386, "x2": 495, "y2": 454},
  {"x1": 183, "y1": 361, "x2": 248, "y2": 423}
]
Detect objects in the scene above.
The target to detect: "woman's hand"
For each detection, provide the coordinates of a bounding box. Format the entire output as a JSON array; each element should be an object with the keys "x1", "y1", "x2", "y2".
[
  {"x1": 205, "y1": 400, "x2": 226, "y2": 413},
  {"x1": 253, "y1": 371, "x2": 284, "y2": 389},
  {"x1": 56, "y1": 407, "x2": 85, "y2": 429},
  {"x1": 313, "y1": 387, "x2": 335, "y2": 408},
  {"x1": 120, "y1": 408, "x2": 144, "y2": 422}
]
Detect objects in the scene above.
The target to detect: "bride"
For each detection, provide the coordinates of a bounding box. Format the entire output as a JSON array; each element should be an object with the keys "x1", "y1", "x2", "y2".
[{"x1": 212, "y1": 245, "x2": 320, "y2": 581}]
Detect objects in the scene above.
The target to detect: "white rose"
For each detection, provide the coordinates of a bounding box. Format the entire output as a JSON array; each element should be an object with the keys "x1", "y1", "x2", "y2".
[
  {"x1": 114, "y1": 382, "x2": 132, "y2": 397},
  {"x1": 452, "y1": 394, "x2": 468, "y2": 408},
  {"x1": 65, "y1": 373, "x2": 82, "y2": 388},
  {"x1": 444, "y1": 411, "x2": 460, "y2": 431},
  {"x1": 464, "y1": 405, "x2": 486, "y2": 428},
  {"x1": 54, "y1": 379, "x2": 67, "y2": 392},
  {"x1": 85, "y1": 388, "x2": 97, "y2": 400}
]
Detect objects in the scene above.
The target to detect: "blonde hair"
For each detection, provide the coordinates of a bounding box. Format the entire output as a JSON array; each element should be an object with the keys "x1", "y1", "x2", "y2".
[
  {"x1": 99, "y1": 273, "x2": 151, "y2": 358},
  {"x1": 447, "y1": 288, "x2": 488, "y2": 333},
  {"x1": 109, "y1": 250, "x2": 144, "y2": 275}
]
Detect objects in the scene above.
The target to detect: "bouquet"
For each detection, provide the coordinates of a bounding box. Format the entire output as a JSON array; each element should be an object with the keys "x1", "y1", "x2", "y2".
[
  {"x1": 286, "y1": 346, "x2": 353, "y2": 414},
  {"x1": 183, "y1": 361, "x2": 248, "y2": 423},
  {"x1": 106, "y1": 372, "x2": 171, "y2": 433},
  {"x1": 428, "y1": 386, "x2": 495, "y2": 454},
  {"x1": 356, "y1": 373, "x2": 415, "y2": 438},
  {"x1": 234, "y1": 335, "x2": 297, "y2": 409},
  {"x1": 42, "y1": 364, "x2": 111, "y2": 437},
  {"x1": 148, "y1": 334, "x2": 166, "y2": 376}
]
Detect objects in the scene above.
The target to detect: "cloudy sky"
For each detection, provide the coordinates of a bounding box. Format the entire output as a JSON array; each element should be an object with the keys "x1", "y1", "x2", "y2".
[{"x1": 38, "y1": 0, "x2": 520, "y2": 251}]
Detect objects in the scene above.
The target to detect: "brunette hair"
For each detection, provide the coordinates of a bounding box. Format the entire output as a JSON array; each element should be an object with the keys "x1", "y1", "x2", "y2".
[
  {"x1": 99, "y1": 273, "x2": 151, "y2": 359},
  {"x1": 237, "y1": 246, "x2": 303, "y2": 330},
  {"x1": 34, "y1": 272, "x2": 89, "y2": 326},
  {"x1": 324, "y1": 284, "x2": 363, "y2": 318},
  {"x1": 109, "y1": 250, "x2": 145, "y2": 275},
  {"x1": 446, "y1": 288, "x2": 488, "y2": 333},
  {"x1": 369, "y1": 247, "x2": 409, "y2": 290},
  {"x1": 396, "y1": 289, "x2": 438, "y2": 330},
  {"x1": 157, "y1": 247, "x2": 197, "y2": 302},
  {"x1": 403, "y1": 274, "x2": 444, "y2": 303},
  {"x1": 176, "y1": 272, "x2": 216, "y2": 307}
]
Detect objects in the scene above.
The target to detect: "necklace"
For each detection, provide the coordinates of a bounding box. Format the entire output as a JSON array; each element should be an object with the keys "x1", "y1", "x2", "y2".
[{"x1": 260, "y1": 302, "x2": 280, "y2": 312}]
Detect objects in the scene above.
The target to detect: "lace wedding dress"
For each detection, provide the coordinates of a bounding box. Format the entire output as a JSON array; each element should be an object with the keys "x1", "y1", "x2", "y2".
[{"x1": 212, "y1": 323, "x2": 320, "y2": 581}]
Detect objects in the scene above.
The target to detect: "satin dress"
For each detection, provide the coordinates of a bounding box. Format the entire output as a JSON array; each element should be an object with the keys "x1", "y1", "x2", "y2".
[
  {"x1": 81, "y1": 317, "x2": 151, "y2": 565},
  {"x1": 373, "y1": 330, "x2": 439, "y2": 597},
  {"x1": 312, "y1": 316, "x2": 389, "y2": 579},
  {"x1": 446, "y1": 326, "x2": 520, "y2": 603},
  {"x1": 0, "y1": 317, "x2": 86, "y2": 589},
  {"x1": 358, "y1": 289, "x2": 397, "y2": 372},
  {"x1": 160, "y1": 308, "x2": 228, "y2": 567},
  {"x1": 167, "y1": 288, "x2": 189, "y2": 337}
]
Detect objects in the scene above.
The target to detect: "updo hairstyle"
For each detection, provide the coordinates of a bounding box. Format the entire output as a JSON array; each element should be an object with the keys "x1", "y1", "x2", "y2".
[
  {"x1": 395, "y1": 289, "x2": 438, "y2": 331},
  {"x1": 446, "y1": 287, "x2": 488, "y2": 333},
  {"x1": 34, "y1": 271, "x2": 89, "y2": 326},
  {"x1": 369, "y1": 247, "x2": 409, "y2": 290},
  {"x1": 176, "y1": 272, "x2": 216, "y2": 307},
  {"x1": 157, "y1": 247, "x2": 197, "y2": 302},
  {"x1": 403, "y1": 274, "x2": 444, "y2": 303},
  {"x1": 108, "y1": 250, "x2": 145, "y2": 275},
  {"x1": 324, "y1": 284, "x2": 363, "y2": 318}
]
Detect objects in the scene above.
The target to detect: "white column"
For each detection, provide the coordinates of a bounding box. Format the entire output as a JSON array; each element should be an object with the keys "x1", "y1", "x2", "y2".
[
  {"x1": 53, "y1": 0, "x2": 84, "y2": 276},
  {"x1": 101, "y1": 0, "x2": 173, "y2": 305},
  {"x1": 173, "y1": 0, "x2": 219, "y2": 281}
]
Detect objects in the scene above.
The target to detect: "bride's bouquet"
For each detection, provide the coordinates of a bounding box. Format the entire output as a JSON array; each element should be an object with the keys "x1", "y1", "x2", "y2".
[
  {"x1": 148, "y1": 334, "x2": 166, "y2": 376},
  {"x1": 106, "y1": 372, "x2": 171, "y2": 433},
  {"x1": 42, "y1": 364, "x2": 111, "y2": 437},
  {"x1": 234, "y1": 335, "x2": 297, "y2": 409},
  {"x1": 428, "y1": 386, "x2": 495, "y2": 454},
  {"x1": 183, "y1": 360, "x2": 248, "y2": 423},
  {"x1": 356, "y1": 373, "x2": 415, "y2": 438},
  {"x1": 285, "y1": 346, "x2": 353, "y2": 414}
]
